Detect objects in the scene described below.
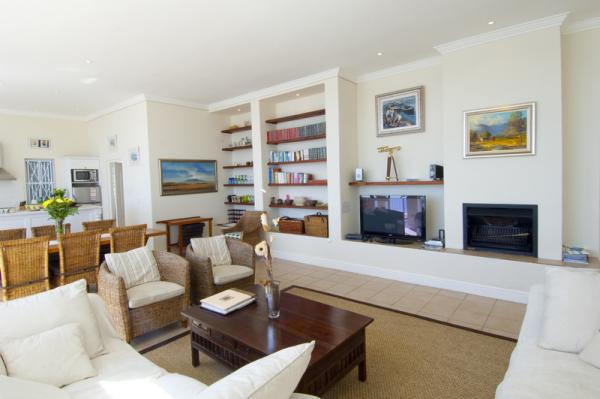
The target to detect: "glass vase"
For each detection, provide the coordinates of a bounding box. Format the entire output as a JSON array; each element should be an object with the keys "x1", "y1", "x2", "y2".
[
  {"x1": 55, "y1": 219, "x2": 65, "y2": 236},
  {"x1": 264, "y1": 280, "x2": 281, "y2": 319}
]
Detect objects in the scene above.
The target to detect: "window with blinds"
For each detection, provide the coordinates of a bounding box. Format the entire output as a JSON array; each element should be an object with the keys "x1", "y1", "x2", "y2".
[{"x1": 25, "y1": 159, "x2": 55, "y2": 203}]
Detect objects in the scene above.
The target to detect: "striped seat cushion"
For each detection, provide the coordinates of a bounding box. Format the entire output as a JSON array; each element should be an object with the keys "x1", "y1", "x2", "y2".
[
  {"x1": 190, "y1": 235, "x2": 232, "y2": 266},
  {"x1": 105, "y1": 247, "x2": 161, "y2": 289}
]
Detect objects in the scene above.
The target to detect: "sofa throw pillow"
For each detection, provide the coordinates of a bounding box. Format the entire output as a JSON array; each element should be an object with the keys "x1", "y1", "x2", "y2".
[
  {"x1": 580, "y1": 330, "x2": 600, "y2": 369},
  {"x1": 198, "y1": 341, "x2": 314, "y2": 399},
  {"x1": 0, "y1": 323, "x2": 96, "y2": 387},
  {"x1": 105, "y1": 246, "x2": 161, "y2": 289},
  {"x1": 191, "y1": 235, "x2": 232, "y2": 267},
  {"x1": 0, "y1": 280, "x2": 105, "y2": 358},
  {"x1": 539, "y1": 268, "x2": 600, "y2": 353},
  {"x1": 0, "y1": 375, "x2": 72, "y2": 399}
]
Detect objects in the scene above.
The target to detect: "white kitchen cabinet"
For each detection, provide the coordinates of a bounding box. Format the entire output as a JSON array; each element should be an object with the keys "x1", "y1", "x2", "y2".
[{"x1": 0, "y1": 205, "x2": 102, "y2": 237}]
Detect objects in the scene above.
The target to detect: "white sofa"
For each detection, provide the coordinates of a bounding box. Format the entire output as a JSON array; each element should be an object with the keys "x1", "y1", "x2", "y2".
[
  {"x1": 0, "y1": 284, "x2": 318, "y2": 399},
  {"x1": 496, "y1": 284, "x2": 600, "y2": 399}
]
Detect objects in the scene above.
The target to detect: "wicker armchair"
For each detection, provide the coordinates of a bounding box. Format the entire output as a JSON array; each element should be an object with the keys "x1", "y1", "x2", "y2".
[
  {"x1": 109, "y1": 224, "x2": 146, "y2": 253},
  {"x1": 56, "y1": 231, "x2": 101, "y2": 288},
  {"x1": 221, "y1": 211, "x2": 265, "y2": 246},
  {"x1": 83, "y1": 219, "x2": 116, "y2": 234},
  {"x1": 0, "y1": 228, "x2": 26, "y2": 242},
  {"x1": 32, "y1": 224, "x2": 71, "y2": 240},
  {"x1": 185, "y1": 237, "x2": 255, "y2": 304},
  {"x1": 98, "y1": 251, "x2": 190, "y2": 342},
  {"x1": 0, "y1": 237, "x2": 50, "y2": 301}
]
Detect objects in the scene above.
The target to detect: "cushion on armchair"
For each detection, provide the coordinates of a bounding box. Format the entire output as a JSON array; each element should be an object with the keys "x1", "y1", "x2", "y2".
[
  {"x1": 190, "y1": 235, "x2": 232, "y2": 266},
  {"x1": 0, "y1": 376, "x2": 71, "y2": 399},
  {"x1": 126, "y1": 281, "x2": 185, "y2": 309},
  {"x1": 212, "y1": 265, "x2": 254, "y2": 285},
  {"x1": 105, "y1": 247, "x2": 161, "y2": 289}
]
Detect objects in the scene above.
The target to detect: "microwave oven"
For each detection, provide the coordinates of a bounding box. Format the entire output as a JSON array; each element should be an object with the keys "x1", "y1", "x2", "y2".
[{"x1": 71, "y1": 169, "x2": 98, "y2": 183}]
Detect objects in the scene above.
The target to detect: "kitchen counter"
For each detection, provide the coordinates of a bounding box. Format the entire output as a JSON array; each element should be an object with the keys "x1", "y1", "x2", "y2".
[{"x1": 0, "y1": 205, "x2": 102, "y2": 236}]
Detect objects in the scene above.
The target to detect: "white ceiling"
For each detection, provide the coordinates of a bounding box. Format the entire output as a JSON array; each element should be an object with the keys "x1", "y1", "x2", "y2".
[{"x1": 0, "y1": 0, "x2": 598, "y2": 119}]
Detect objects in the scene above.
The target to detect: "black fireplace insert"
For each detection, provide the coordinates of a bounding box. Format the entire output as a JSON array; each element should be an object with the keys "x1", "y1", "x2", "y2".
[{"x1": 463, "y1": 204, "x2": 538, "y2": 257}]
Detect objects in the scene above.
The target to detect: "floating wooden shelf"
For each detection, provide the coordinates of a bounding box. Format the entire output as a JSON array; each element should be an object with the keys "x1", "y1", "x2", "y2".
[
  {"x1": 221, "y1": 126, "x2": 251, "y2": 134},
  {"x1": 269, "y1": 204, "x2": 328, "y2": 210},
  {"x1": 223, "y1": 184, "x2": 254, "y2": 187},
  {"x1": 265, "y1": 109, "x2": 325, "y2": 124},
  {"x1": 224, "y1": 202, "x2": 255, "y2": 206},
  {"x1": 267, "y1": 159, "x2": 327, "y2": 166},
  {"x1": 222, "y1": 144, "x2": 252, "y2": 152},
  {"x1": 267, "y1": 134, "x2": 326, "y2": 145},
  {"x1": 349, "y1": 180, "x2": 444, "y2": 186},
  {"x1": 223, "y1": 163, "x2": 253, "y2": 169},
  {"x1": 269, "y1": 180, "x2": 327, "y2": 187}
]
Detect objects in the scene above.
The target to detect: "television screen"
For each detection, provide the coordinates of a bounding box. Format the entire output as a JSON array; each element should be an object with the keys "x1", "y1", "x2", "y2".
[{"x1": 360, "y1": 195, "x2": 426, "y2": 240}]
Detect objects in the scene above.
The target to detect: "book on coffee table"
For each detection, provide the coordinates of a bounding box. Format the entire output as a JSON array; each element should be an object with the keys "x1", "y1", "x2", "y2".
[{"x1": 200, "y1": 288, "x2": 256, "y2": 315}]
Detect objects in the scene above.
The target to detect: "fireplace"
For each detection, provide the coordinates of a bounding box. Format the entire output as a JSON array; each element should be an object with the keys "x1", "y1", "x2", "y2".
[{"x1": 463, "y1": 204, "x2": 538, "y2": 257}]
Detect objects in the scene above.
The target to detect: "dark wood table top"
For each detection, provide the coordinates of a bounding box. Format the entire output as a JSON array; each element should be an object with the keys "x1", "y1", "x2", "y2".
[
  {"x1": 183, "y1": 285, "x2": 374, "y2": 367},
  {"x1": 156, "y1": 216, "x2": 213, "y2": 226}
]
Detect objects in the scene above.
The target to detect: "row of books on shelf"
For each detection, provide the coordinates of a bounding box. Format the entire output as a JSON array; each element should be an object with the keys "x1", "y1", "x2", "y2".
[
  {"x1": 268, "y1": 146, "x2": 327, "y2": 163},
  {"x1": 268, "y1": 168, "x2": 313, "y2": 184},
  {"x1": 266, "y1": 122, "x2": 326, "y2": 142}
]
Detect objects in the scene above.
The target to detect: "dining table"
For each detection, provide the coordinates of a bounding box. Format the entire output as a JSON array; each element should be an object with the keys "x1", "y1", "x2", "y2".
[{"x1": 47, "y1": 228, "x2": 167, "y2": 254}]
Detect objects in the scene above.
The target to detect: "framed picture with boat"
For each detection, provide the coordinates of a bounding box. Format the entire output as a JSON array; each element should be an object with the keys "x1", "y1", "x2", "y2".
[
  {"x1": 159, "y1": 159, "x2": 218, "y2": 196},
  {"x1": 464, "y1": 102, "x2": 536, "y2": 158},
  {"x1": 375, "y1": 86, "x2": 425, "y2": 137}
]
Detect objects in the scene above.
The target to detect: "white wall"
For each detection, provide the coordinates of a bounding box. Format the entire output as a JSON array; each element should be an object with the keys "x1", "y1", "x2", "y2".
[
  {"x1": 562, "y1": 28, "x2": 600, "y2": 256},
  {"x1": 0, "y1": 114, "x2": 90, "y2": 207},
  {"x1": 441, "y1": 27, "x2": 564, "y2": 260}
]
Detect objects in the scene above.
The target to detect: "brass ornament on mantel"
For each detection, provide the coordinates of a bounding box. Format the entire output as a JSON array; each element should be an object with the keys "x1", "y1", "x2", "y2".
[{"x1": 377, "y1": 145, "x2": 401, "y2": 181}]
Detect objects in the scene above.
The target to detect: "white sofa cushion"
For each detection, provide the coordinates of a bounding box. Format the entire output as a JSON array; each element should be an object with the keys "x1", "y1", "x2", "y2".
[
  {"x1": 198, "y1": 341, "x2": 314, "y2": 399},
  {"x1": 191, "y1": 235, "x2": 232, "y2": 266},
  {"x1": 212, "y1": 265, "x2": 254, "y2": 285},
  {"x1": 0, "y1": 323, "x2": 96, "y2": 387},
  {"x1": 105, "y1": 247, "x2": 160, "y2": 289},
  {"x1": 539, "y1": 268, "x2": 600, "y2": 353},
  {"x1": 0, "y1": 280, "x2": 105, "y2": 358},
  {"x1": 581, "y1": 331, "x2": 600, "y2": 369},
  {"x1": 127, "y1": 281, "x2": 184, "y2": 309},
  {"x1": 0, "y1": 375, "x2": 71, "y2": 399}
]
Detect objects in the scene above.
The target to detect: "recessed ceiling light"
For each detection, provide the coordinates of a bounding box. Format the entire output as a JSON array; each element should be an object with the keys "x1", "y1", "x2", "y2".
[
  {"x1": 85, "y1": 59, "x2": 93, "y2": 64},
  {"x1": 236, "y1": 108, "x2": 241, "y2": 112},
  {"x1": 488, "y1": 20, "x2": 495, "y2": 25},
  {"x1": 295, "y1": 93, "x2": 301, "y2": 97},
  {"x1": 80, "y1": 77, "x2": 98, "y2": 85},
  {"x1": 377, "y1": 52, "x2": 384, "y2": 56}
]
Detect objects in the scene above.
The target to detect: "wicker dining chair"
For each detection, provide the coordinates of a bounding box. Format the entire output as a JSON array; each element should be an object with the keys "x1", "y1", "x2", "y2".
[
  {"x1": 109, "y1": 224, "x2": 147, "y2": 253},
  {"x1": 83, "y1": 219, "x2": 116, "y2": 234},
  {"x1": 0, "y1": 237, "x2": 50, "y2": 301},
  {"x1": 31, "y1": 224, "x2": 71, "y2": 240},
  {"x1": 0, "y1": 228, "x2": 26, "y2": 242},
  {"x1": 98, "y1": 251, "x2": 190, "y2": 342},
  {"x1": 221, "y1": 211, "x2": 265, "y2": 246},
  {"x1": 56, "y1": 231, "x2": 101, "y2": 289}
]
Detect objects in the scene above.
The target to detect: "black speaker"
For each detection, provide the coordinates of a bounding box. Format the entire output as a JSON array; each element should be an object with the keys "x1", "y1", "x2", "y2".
[{"x1": 429, "y1": 164, "x2": 443, "y2": 180}]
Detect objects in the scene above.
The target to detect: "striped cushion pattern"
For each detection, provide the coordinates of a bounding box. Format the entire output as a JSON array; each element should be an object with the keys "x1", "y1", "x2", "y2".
[
  {"x1": 105, "y1": 247, "x2": 161, "y2": 289},
  {"x1": 190, "y1": 235, "x2": 232, "y2": 266}
]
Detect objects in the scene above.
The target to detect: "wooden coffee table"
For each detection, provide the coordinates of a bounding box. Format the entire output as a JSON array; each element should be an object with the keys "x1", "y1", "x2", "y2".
[{"x1": 182, "y1": 285, "x2": 373, "y2": 396}]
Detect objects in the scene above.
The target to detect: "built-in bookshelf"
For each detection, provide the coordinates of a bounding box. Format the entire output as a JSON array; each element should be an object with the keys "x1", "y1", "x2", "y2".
[
  {"x1": 349, "y1": 180, "x2": 444, "y2": 186},
  {"x1": 267, "y1": 159, "x2": 326, "y2": 166},
  {"x1": 224, "y1": 202, "x2": 255, "y2": 206},
  {"x1": 221, "y1": 125, "x2": 251, "y2": 134},
  {"x1": 222, "y1": 144, "x2": 252, "y2": 152},
  {"x1": 223, "y1": 184, "x2": 253, "y2": 187},
  {"x1": 223, "y1": 163, "x2": 253, "y2": 169},
  {"x1": 269, "y1": 181, "x2": 327, "y2": 187},
  {"x1": 269, "y1": 204, "x2": 328, "y2": 210},
  {"x1": 265, "y1": 109, "x2": 325, "y2": 124}
]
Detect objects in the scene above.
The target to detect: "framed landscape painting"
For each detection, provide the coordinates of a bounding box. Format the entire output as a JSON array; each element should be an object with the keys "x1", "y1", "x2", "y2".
[
  {"x1": 376, "y1": 86, "x2": 425, "y2": 137},
  {"x1": 464, "y1": 102, "x2": 536, "y2": 158},
  {"x1": 160, "y1": 159, "x2": 217, "y2": 196}
]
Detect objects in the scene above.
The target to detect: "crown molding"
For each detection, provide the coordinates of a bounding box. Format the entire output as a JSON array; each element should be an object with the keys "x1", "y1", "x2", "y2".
[
  {"x1": 355, "y1": 56, "x2": 442, "y2": 83},
  {"x1": 434, "y1": 12, "x2": 570, "y2": 54},
  {"x1": 208, "y1": 68, "x2": 341, "y2": 112},
  {"x1": 144, "y1": 95, "x2": 208, "y2": 111},
  {"x1": 85, "y1": 94, "x2": 147, "y2": 122},
  {"x1": 0, "y1": 108, "x2": 87, "y2": 122},
  {"x1": 563, "y1": 16, "x2": 600, "y2": 34}
]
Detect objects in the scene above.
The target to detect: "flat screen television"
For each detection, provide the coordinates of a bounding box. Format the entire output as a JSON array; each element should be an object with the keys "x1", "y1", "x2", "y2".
[{"x1": 360, "y1": 195, "x2": 426, "y2": 242}]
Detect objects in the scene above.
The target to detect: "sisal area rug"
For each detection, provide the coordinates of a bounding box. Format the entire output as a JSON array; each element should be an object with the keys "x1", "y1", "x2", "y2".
[{"x1": 144, "y1": 287, "x2": 515, "y2": 399}]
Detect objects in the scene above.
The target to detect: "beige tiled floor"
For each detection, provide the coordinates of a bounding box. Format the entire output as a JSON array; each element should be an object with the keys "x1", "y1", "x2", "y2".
[{"x1": 257, "y1": 258, "x2": 526, "y2": 339}]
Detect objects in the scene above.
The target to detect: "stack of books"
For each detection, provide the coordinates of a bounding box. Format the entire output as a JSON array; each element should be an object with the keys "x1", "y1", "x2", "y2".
[
  {"x1": 268, "y1": 168, "x2": 313, "y2": 184},
  {"x1": 269, "y1": 146, "x2": 327, "y2": 163},
  {"x1": 200, "y1": 288, "x2": 256, "y2": 315},
  {"x1": 267, "y1": 122, "x2": 326, "y2": 142},
  {"x1": 562, "y1": 246, "x2": 589, "y2": 264}
]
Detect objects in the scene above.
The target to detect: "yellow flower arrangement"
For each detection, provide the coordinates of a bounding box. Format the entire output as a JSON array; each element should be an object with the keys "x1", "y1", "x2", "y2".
[{"x1": 42, "y1": 189, "x2": 78, "y2": 234}]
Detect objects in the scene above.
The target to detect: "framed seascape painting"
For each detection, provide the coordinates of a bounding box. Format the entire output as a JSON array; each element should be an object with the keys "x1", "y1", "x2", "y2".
[
  {"x1": 464, "y1": 102, "x2": 536, "y2": 158},
  {"x1": 159, "y1": 159, "x2": 217, "y2": 196},
  {"x1": 376, "y1": 86, "x2": 425, "y2": 137}
]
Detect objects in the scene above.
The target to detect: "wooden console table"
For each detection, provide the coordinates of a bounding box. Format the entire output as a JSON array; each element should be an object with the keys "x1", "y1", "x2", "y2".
[{"x1": 156, "y1": 216, "x2": 213, "y2": 255}]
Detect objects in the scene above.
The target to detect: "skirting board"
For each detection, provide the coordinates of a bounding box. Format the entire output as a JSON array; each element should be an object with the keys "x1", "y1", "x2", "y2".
[{"x1": 271, "y1": 249, "x2": 530, "y2": 304}]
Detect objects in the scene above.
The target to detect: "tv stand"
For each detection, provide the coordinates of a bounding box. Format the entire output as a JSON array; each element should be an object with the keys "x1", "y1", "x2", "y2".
[{"x1": 370, "y1": 236, "x2": 415, "y2": 245}]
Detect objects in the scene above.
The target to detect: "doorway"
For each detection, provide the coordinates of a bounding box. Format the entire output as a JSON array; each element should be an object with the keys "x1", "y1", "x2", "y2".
[{"x1": 109, "y1": 161, "x2": 125, "y2": 226}]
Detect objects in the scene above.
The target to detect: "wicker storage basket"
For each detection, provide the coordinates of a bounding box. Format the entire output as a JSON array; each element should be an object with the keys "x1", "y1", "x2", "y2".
[
  {"x1": 304, "y1": 213, "x2": 328, "y2": 237},
  {"x1": 278, "y1": 218, "x2": 305, "y2": 234}
]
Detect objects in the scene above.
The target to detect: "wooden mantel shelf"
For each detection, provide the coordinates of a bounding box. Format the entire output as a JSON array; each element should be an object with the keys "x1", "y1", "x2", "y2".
[{"x1": 349, "y1": 180, "x2": 444, "y2": 186}]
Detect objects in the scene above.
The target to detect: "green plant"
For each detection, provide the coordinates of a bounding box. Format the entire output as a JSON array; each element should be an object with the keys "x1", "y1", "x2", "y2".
[{"x1": 42, "y1": 189, "x2": 78, "y2": 233}]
